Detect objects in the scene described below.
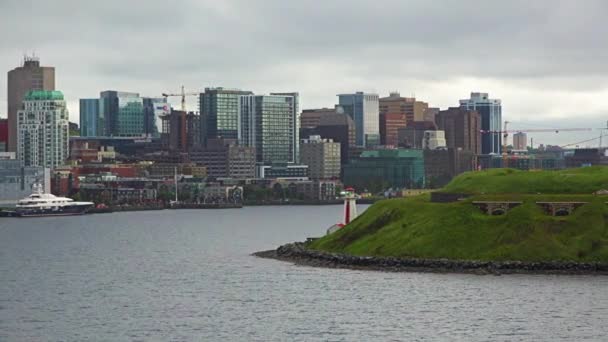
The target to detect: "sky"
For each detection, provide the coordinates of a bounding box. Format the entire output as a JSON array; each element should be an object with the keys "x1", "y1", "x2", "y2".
[{"x1": 0, "y1": 0, "x2": 607, "y2": 147}]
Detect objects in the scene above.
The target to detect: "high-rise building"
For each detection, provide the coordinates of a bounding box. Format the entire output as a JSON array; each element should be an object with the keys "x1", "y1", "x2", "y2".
[
  {"x1": 17, "y1": 90, "x2": 69, "y2": 168},
  {"x1": 422, "y1": 131, "x2": 447, "y2": 150},
  {"x1": 199, "y1": 87, "x2": 253, "y2": 145},
  {"x1": 143, "y1": 97, "x2": 168, "y2": 138},
  {"x1": 79, "y1": 99, "x2": 99, "y2": 137},
  {"x1": 160, "y1": 109, "x2": 200, "y2": 152},
  {"x1": 239, "y1": 93, "x2": 299, "y2": 164},
  {"x1": 380, "y1": 112, "x2": 407, "y2": 146},
  {"x1": 337, "y1": 92, "x2": 379, "y2": 147},
  {"x1": 424, "y1": 107, "x2": 440, "y2": 123},
  {"x1": 459, "y1": 92, "x2": 502, "y2": 154},
  {"x1": 0, "y1": 118, "x2": 8, "y2": 151},
  {"x1": 397, "y1": 121, "x2": 438, "y2": 148},
  {"x1": 379, "y1": 92, "x2": 429, "y2": 125},
  {"x1": 436, "y1": 107, "x2": 481, "y2": 155},
  {"x1": 300, "y1": 135, "x2": 341, "y2": 180},
  {"x1": 513, "y1": 132, "x2": 527, "y2": 150},
  {"x1": 99, "y1": 91, "x2": 145, "y2": 137},
  {"x1": 7, "y1": 56, "x2": 55, "y2": 152}
]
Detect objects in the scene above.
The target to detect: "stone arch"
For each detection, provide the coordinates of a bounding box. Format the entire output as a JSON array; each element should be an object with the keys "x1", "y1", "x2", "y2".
[
  {"x1": 491, "y1": 208, "x2": 506, "y2": 216},
  {"x1": 555, "y1": 208, "x2": 570, "y2": 216}
]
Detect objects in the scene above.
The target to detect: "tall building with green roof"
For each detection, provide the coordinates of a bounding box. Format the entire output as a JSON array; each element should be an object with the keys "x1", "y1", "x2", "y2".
[{"x1": 17, "y1": 90, "x2": 69, "y2": 168}]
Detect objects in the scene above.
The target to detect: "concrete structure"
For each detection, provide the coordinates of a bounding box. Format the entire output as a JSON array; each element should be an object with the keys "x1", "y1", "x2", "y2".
[
  {"x1": 99, "y1": 91, "x2": 145, "y2": 137},
  {"x1": 513, "y1": 132, "x2": 527, "y2": 150},
  {"x1": 343, "y1": 149, "x2": 425, "y2": 189},
  {"x1": 199, "y1": 87, "x2": 253, "y2": 145},
  {"x1": 379, "y1": 92, "x2": 429, "y2": 125},
  {"x1": 160, "y1": 110, "x2": 200, "y2": 152},
  {"x1": 397, "y1": 121, "x2": 437, "y2": 148},
  {"x1": 459, "y1": 92, "x2": 502, "y2": 154},
  {"x1": 0, "y1": 118, "x2": 7, "y2": 151},
  {"x1": 189, "y1": 139, "x2": 256, "y2": 180},
  {"x1": 300, "y1": 135, "x2": 341, "y2": 180},
  {"x1": 436, "y1": 107, "x2": 482, "y2": 155},
  {"x1": 7, "y1": 56, "x2": 55, "y2": 152},
  {"x1": 423, "y1": 148, "x2": 476, "y2": 188},
  {"x1": 300, "y1": 111, "x2": 355, "y2": 166},
  {"x1": 0, "y1": 158, "x2": 50, "y2": 206},
  {"x1": 17, "y1": 90, "x2": 69, "y2": 168},
  {"x1": 422, "y1": 130, "x2": 447, "y2": 150},
  {"x1": 239, "y1": 93, "x2": 299, "y2": 164},
  {"x1": 424, "y1": 107, "x2": 439, "y2": 123},
  {"x1": 338, "y1": 92, "x2": 379, "y2": 147},
  {"x1": 79, "y1": 99, "x2": 100, "y2": 137}
]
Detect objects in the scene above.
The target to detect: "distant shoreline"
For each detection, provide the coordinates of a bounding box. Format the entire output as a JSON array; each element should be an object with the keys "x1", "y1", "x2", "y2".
[{"x1": 254, "y1": 242, "x2": 608, "y2": 276}]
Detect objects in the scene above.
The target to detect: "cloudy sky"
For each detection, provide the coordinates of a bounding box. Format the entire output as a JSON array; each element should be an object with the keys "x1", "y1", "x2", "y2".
[{"x1": 1, "y1": 0, "x2": 607, "y2": 146}]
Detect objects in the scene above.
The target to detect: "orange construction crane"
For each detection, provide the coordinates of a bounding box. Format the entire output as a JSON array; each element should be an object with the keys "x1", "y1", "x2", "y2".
[{"x1": 161, "y1": 85, "x2": 199, "y2": 112}]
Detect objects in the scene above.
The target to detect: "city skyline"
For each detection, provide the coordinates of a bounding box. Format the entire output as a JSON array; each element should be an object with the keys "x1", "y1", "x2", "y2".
[{"x1": 1, "y1": 0, "x2": 607, "y2": 146}]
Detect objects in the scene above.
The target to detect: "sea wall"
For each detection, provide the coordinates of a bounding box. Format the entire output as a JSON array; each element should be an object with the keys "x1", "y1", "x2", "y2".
[{"x1": 254, "y1": 242, "x2": 608, "y2": 275}]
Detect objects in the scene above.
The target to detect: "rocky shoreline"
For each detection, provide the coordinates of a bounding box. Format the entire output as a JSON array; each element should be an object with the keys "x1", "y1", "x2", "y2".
[{"x1": 254, "y1": 242, "x2": 608, "y2": 275}]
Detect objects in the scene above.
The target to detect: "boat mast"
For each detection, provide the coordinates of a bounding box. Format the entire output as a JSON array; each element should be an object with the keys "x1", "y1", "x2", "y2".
[{"x1": 174, "y1": 167, "x2": 178, "y2": 203}]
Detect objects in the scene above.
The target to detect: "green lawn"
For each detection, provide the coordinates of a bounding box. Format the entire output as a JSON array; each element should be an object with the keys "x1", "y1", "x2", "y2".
[{"x1": 310, "y1": 167, "x2": 608, "y2": 262}]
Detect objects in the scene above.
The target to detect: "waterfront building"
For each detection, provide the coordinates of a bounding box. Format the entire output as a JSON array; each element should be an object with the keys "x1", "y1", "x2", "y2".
[
  {"x1": 459, "y1": 92, "x2": 501, "y2": 154},
  {"x1": 160, "y1": 110, "x2": 200, "y2": 152},
  {"x1": 189, "y1": 138, "x2": 256, "y2": 180},
  {"x1": 99, "y1": 91, "x2": 145, "y2": 137},
  {"x1": 199, "y1": 87, "x2": 253, "y2": 145},
  {"x1": 17, "y1": 90, "x2": 69, "y2": 168},
  {"x1": 0, "y1": 158, "x2": 50, "y2": 206},
  {"x1": 513, "y1": 132, "x2": 527, "y2": 150},
  {"x1": 0, "y1": 118, "x2": 8, "y2": 151},
  {"x1": 379, "y1": 92, "x2": 429, "y2": 125},
  {"x1": 342, "y1": 149, "x2": 425, "y2": 190},
  {"x1": 337, "y1": 92, "x2": 379, "y2": 147},
  {"x1": 79, "y1": 99, "x2": 100, "y2": 137},
  {"x1": 143, "y1": 97, "x2": 169, "y2": 138},
  {"x1": 397, "y1": 121, "x2": 437, "y2": 148},
  {"x1": 7, "y1": 56, "x2": 55, "y2": 152},
  {"x1": 300, "y1": 135, "x2": 341, "y2": 180},
  {"x1": 257, "y1": 163, "x2": 309, "y2": 179},
  {"x1": 435, "y1": 107, "x2": 481, "y2": 155},
  {"x1": 239, "y1": 93, "x2": 299, "y2": 164}
]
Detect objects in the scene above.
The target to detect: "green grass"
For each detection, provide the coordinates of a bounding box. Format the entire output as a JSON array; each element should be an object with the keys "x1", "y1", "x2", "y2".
[
  {"x1": 310, "y1": 167, "x2": 608, "y2": 262},
  {"x1": 443, "y1": 166, "x2": 608, "y2": 195}
]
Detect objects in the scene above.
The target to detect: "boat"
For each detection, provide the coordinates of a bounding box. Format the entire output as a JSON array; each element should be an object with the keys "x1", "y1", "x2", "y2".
[{"x1": 14, "y1": 184, "x2": 94, "y2": 217}]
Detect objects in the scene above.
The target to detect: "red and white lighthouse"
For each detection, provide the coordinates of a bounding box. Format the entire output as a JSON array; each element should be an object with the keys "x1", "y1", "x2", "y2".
[{"x1": 342, "y1": 187, "x2": 358, "y2": 224}]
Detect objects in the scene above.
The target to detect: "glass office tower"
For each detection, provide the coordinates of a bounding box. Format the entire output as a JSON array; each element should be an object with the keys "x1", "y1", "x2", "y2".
[
  {"x1": 459, "y1": 92, "x2": 502, "y2": 154},
  {"x1": 239, "y1": 93, "x2": 299, "y2": 164},
  {"x1": 99, "y1": 91, "x2": 145, "y2": 137},
  {"x1": 337, "y1": 92, "x2": 379, "y2": 147},
  {"x1": 199, "y1": 87, "x2": 253, "y2": 145},
  {"x1": 79, "y1": 98, "x2": 100, "y2": 137}
]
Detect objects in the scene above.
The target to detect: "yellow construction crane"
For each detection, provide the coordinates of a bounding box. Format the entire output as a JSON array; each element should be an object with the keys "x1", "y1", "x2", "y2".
[{"x1": 161, "y1": 85, "x2": 199, "y2": 112}]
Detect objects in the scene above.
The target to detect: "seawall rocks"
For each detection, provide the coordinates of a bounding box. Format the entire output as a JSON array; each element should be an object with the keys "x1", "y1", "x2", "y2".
[{"x1": 254, "y1": 242, "x2": 608, "y2": 275}]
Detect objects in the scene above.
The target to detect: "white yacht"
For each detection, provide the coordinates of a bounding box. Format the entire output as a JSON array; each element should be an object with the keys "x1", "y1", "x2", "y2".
[{"x1": 15, "y1": 184, "x2": 94, "y2": 217}]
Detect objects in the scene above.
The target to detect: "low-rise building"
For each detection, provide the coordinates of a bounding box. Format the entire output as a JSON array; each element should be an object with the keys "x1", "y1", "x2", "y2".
[
  {"x1": 343, "y1": 149, "x2": 425, "y2": 190},
  {"x1": 257, "y1": 163, "x2": 309, "y2": 179}
]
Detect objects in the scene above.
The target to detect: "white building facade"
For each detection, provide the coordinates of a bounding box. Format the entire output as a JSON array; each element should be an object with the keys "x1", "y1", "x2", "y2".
[{"x1": 17, "y1": 90, "x2": 69, "y2": 168}]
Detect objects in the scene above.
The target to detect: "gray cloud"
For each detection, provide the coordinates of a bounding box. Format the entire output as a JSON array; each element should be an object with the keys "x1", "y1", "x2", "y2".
[{"x1": 1, "y1": 0, "x2": 607, "y2": 146}]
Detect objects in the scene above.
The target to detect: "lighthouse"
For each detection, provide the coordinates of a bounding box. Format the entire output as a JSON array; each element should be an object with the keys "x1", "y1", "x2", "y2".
[{"x1": 342, "y1": 187, "x2": 358, "y2": 224}]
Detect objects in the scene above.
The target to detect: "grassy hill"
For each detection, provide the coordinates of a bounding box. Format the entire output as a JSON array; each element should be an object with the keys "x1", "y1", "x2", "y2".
[{"x1": 309, "y1": 167, "x2": 608, "y2": 262}]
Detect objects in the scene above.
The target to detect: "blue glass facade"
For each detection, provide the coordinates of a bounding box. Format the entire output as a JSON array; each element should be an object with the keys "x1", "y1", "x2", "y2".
[
  {"x1": 79, "y1": 99, "x2": 99, "y2": 137},
  {"x1": 460, "y1": 92, "x2": 502, "y2": 154},
  {"x1": 337, "y1": 92, "x2": 379, "y2": 147},
  {"x1": 100, "y1": 91, "x2": 145, "y2": 137}
]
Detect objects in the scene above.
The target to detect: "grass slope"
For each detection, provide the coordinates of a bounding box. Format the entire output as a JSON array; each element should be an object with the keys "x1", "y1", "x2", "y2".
[
  {"x1": 310, "y1": 167, "x2": 608, "y2": 262},
  {"x1": 443, "y1": 167, "x2": 608, "y2": 194}
]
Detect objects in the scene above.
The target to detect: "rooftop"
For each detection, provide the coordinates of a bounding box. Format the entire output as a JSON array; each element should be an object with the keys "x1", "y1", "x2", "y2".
[{"x1": 24, "y1": 90, "x2": 64, "y2": 101}]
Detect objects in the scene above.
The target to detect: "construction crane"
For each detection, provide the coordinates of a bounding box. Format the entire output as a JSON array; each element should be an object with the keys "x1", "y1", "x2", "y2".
[{"x1": 161, "y1": 85, "x2": 199, "y2": 112}]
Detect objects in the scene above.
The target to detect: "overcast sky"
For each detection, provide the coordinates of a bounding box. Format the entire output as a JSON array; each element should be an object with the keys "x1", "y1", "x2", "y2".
[{"x1": 1, "y1": 0, "x2": 607, "y2": 147}]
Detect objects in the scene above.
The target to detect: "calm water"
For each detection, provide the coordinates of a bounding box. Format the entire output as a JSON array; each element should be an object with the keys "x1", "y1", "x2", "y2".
[{"x1": 1, "y1": 205, "x2": 607, "y2": 341}]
